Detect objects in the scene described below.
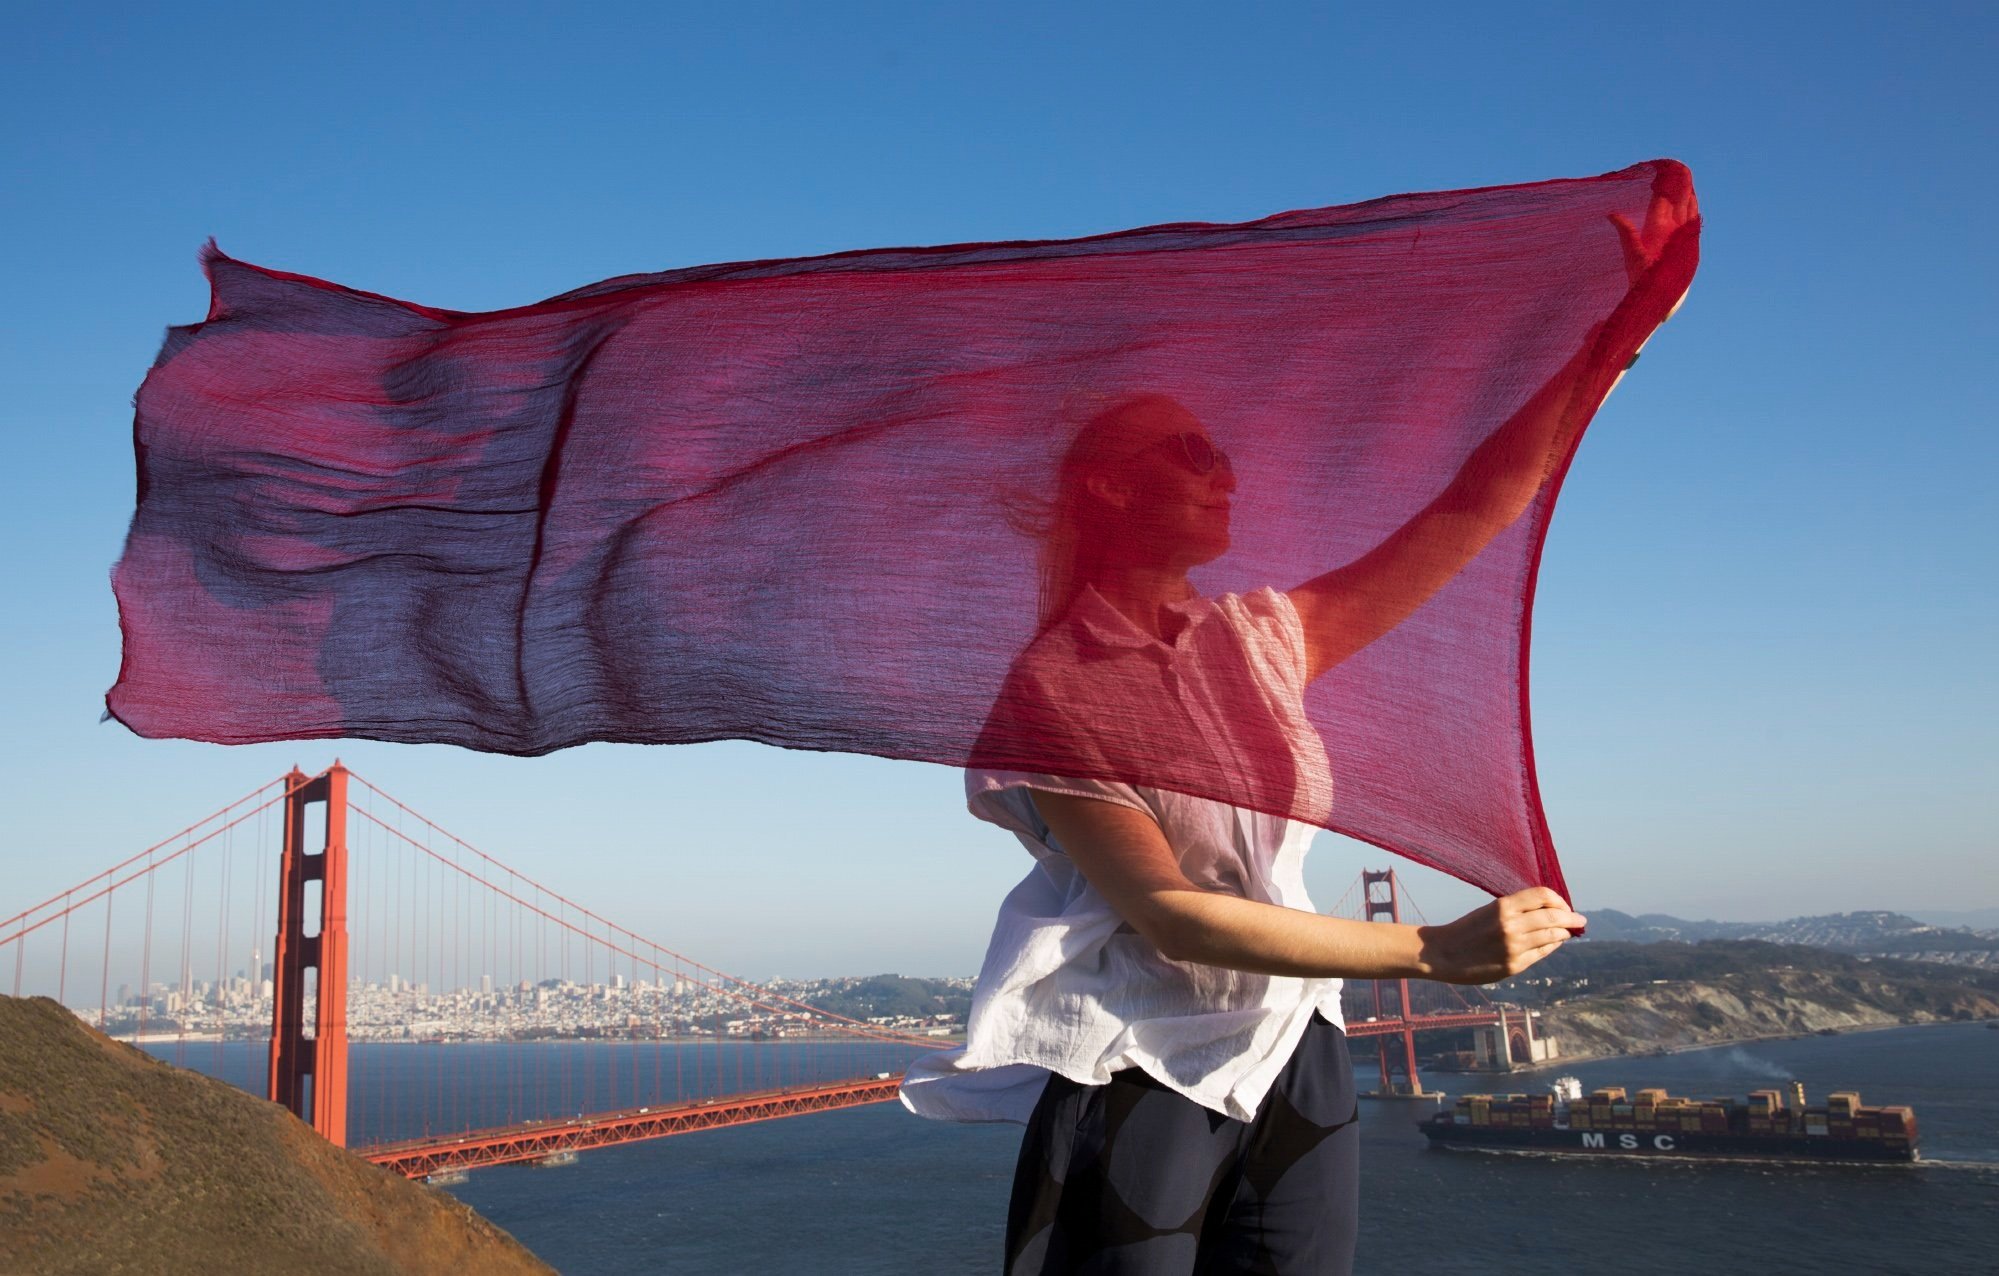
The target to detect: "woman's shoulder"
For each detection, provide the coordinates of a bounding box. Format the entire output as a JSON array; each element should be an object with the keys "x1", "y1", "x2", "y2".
[
  {"x1": 963, "y1": 767, "x2": 1156, "y2": 842},
  {"x1": 1213, "y1": 583, "x2": 1299, "y2": 626}
]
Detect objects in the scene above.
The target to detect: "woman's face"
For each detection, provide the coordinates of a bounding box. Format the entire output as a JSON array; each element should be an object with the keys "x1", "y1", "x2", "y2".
[{"x1": 1093, "y1": 418, "x2": 1238, "y2": 570}]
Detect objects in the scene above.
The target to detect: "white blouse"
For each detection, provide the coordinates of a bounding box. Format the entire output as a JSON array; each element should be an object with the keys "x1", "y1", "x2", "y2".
[{"x1": 899, "y1": 584, "x2": 1344, "y2": 1125}]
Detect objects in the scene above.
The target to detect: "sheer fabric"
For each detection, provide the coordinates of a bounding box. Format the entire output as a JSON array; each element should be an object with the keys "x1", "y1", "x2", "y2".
[{"x1": 107, "y1": 160, "x2": 1700, "y2": 901}]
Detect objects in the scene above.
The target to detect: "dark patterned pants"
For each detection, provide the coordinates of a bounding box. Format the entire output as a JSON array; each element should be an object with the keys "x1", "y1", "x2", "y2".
[{"x1": 1005, "y1": 1010, "x2": 1359, "y2": 1274}]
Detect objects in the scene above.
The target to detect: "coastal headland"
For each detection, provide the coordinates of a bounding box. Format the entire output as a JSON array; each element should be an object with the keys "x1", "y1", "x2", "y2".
[{"x1": 1496, "y1": 941, "x2": 1999, "y2": 1069}]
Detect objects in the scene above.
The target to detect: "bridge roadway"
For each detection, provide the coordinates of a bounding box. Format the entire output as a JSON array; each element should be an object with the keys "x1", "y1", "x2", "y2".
[
  {"x1": 1342, "y1": 1012, "x2": 1501, "y2": 1037},
  {"x1": 361, "y1": 1011, "x2": 1502, "y2": 1178},
  {"x1": 364, "y1": 1075, "x2": 910, "y2": 1178}
]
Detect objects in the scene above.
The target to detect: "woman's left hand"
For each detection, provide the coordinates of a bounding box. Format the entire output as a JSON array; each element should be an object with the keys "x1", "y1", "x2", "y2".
[{"x1": 1417, "y1": 887, "x2": 1587, "y2": 985}]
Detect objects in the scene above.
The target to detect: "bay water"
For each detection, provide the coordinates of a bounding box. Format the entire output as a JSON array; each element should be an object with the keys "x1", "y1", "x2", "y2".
[
  {"x1": 437, "y1": 1021, "x2": 1998, "y2": 1274},
  {"x1": 154, "y1": 1020, "x2": 1997, "y2": 1272}
]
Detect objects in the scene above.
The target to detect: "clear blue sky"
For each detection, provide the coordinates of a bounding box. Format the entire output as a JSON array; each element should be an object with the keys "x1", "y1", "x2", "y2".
[{"x1": 3, "y1": 3, "x2": 1993, "y2": 979}]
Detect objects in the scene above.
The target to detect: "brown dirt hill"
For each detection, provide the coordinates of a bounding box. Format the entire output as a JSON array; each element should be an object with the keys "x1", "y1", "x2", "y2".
[{"x1": 0, "y1": 995, "x2": 551, "y2": 1275}]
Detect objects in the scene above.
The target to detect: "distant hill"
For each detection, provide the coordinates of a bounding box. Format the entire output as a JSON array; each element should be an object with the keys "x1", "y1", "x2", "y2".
[
  {"x1": 1579, "y1": 907, "x2": 1999, "y2": 962},
  {"x1": 1519, "y1": 938, "x2": 1999, "y2": 993},
  {"x1": 1525, "y1": 944, "x2": 1999, "y2": 1063},
  {"x1": 1906, "y1": 907, "x2": 1999, "y2": 931},
  {"x1": 0, "y1": 995, "x2": 550, "y2": 1275},
  {"x1": 796, "y1": 973, "x2": 973, "y2": 1021}
]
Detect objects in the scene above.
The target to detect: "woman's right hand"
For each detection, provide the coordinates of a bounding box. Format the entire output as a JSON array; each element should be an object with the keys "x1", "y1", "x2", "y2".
[{"x1": 1417, "y1": 888, "x2": 1586, "y2": 985}]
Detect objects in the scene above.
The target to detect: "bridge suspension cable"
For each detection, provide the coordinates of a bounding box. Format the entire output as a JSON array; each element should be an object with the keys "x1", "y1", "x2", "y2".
[{"x1": 2, "y1": 766, "x2": 1542, "y2": 1174}]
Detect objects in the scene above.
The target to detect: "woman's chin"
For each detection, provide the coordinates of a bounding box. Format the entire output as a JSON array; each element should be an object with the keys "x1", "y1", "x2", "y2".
[{"x1": 1191, "y1": 533, "x2": 1231, "y2": 568}]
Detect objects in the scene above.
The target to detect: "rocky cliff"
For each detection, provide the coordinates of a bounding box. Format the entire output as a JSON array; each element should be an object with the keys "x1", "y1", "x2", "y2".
[
  {"x1": 0, "y1": 995, "x2": 551, "y2": 1275},
  {"x1": 1536, "y1": 967, "x2": 1999, "y2": 1064}
]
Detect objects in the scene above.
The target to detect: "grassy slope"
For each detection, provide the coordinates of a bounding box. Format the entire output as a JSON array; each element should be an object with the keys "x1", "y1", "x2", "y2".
[{"x1": 0, "y1": 995, "x2": 552, "y2": 1276}]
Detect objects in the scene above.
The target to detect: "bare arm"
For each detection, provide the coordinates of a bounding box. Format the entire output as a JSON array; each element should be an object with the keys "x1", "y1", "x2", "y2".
[
  {"x1": 1286, "y1": 353, "x2": 1593, "y2": 682},
  {"x1": 1288, "y1": 182, "x2": 1699, "y2": 682},
  {"x1": 1033, "y1": 789, "x2": 1584, "y2": 984}
]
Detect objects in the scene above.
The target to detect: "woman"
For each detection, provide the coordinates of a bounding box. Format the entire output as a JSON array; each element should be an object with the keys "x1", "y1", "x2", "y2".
[{"x1": 900, "y1": 187, "x2": 1691, "y2": 1274}]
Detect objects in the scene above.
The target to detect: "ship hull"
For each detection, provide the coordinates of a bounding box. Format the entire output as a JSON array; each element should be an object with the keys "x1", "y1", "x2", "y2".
[{"x1": 1419, "y1": 1122, "x2": 1915, "y2": 1163}]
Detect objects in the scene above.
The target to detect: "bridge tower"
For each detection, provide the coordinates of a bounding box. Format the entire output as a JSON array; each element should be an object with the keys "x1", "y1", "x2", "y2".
[
  {"x1": 1362, "y1": 868, "x2": 1425, "y2": 1096},
  {"x1": 267, "y1": 764, "x2": 350, "y2": 1147}
]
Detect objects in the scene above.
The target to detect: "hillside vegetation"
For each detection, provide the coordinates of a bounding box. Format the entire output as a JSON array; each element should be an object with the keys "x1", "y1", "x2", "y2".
[
  {"x1": 799, "y1": 973, "x2": 972, "y2": 1020},
  {"x1": 0, "y1": 996, "x2": 550, "y2": 1275}
]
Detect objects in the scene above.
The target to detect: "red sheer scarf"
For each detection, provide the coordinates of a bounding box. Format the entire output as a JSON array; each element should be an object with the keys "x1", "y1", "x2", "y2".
[{"x1": 108, "y1": 160, "x2": 1700, "y2": 902}]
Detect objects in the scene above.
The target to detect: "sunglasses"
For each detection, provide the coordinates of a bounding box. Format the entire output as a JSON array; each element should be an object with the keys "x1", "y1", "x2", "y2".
[{"x1": 1140, "y1": 431, "x2": 1232, "y2": 477}]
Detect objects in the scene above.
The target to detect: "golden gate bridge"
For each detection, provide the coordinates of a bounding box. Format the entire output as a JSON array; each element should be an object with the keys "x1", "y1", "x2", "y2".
[{"x1": 0, "y1": 764, "x2": 1542, "y2": 1180}]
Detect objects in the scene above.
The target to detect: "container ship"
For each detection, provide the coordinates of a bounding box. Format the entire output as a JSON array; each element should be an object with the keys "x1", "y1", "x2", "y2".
[{"x1": 1419, "y1": 1077, "x2": 1918, "y2": 1162}]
